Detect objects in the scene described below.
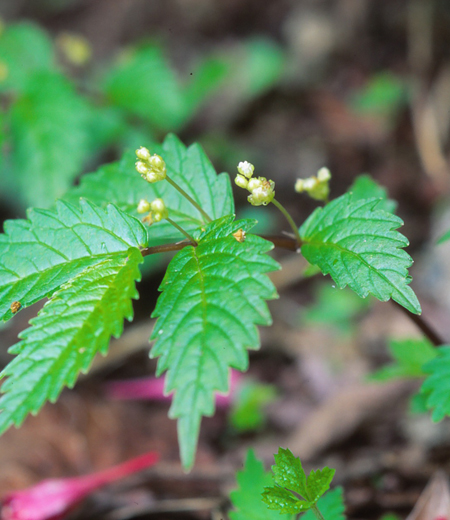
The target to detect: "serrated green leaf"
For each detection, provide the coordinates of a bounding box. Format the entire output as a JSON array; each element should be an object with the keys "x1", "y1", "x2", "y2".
[
  {"x1": 150, "y1": 216, "x2": 279, "y2": 468},
  {"x1": 302, "y1": 488, "x2": 346, "y2": 520},
  {"x1": 65, "y1": 134, "x2": 234, "y2": 244},
  {"x1": 0, "y1": 199, "x2": 147, "y2": 322},
  {"x1": 370, "y1": 338, "x2": 437, "y2": 382},
  {"x1": 349, "y1": 174, "x2": 397, "y2": 214},
  {"x1": 0, "y1": 22, "x2": 55, "y2": 93},
  {"x1": 7, "y1": 71, "x2": 92, "y2": 207},
  {"x1": 271, "y1": 448, "x2": 308, "y2": 498},
  {"x1": 420, "y1": 346, "x2": 450, "y2": 421},
  {"x1": 306, "y1": 467, "x2": 335, "y2": 503},
  {"x1": 0, "y1": 248, "x2": 142, "y2": 433},
  {"x1": 229, "y1": 450, "x2": 291, "y2": 520},
  {"x1": 262, "y1": 486, "x2": 311, "y2": 515},
  {"x1": 299, "y1": 193, "x2": 421, "y2": 315}
]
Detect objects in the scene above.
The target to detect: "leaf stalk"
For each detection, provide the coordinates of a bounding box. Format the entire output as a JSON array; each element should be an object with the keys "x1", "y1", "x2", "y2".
[{"x1": 271, "y1": 198, "x2": 302, "y2": 247}]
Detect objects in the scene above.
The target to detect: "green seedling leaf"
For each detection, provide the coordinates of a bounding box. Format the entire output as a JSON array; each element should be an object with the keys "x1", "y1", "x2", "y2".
[
  {"x1": 0, "y1": 199, "x2": 147, "y2": 322},
  {"x1": 263, "y1": 487, "x2": 311, "y2": 515},
  {"x1": 229, "y1": 450, "x2": 291, "y2": 520},
  {"x1": 299, "y1": 193, "x2": 421, "y2": 315},
  {"x1": 262, "y1": 448, "x2": 336, "y2": 515},
  {"x1": 0, "y1": 200, "x2": 147, "y2": 433},
  {"x1": 302, "y1": 488, "x2": 346, "y2": 520},
  {"x1": 65, "y1": 134, "x2": 234, "y2": 244},
  {"x1": 349, "y1": 174, "x2": 397, "y2": 214},
  {"x1": 7, "y1": 71, "x2": 92, "y2": 208},
  {"x1": 0, "y1": 22, "x2": 54, "y2": 93},
  {"x1": 271, "y1": 447, "x2": 308, "y2": 497},
  {"x1": 306, "y1": 468, "x2": 336, "y2": 503},
  {"x1": 370, "y1": 338, "x2": 437, "y2": 382},
  {"x1": 420, "y1": 346, "x2": 450, "y2": 421},
  {"x1": 150, "y1": 216, "x2": 279, "y2": 468}
]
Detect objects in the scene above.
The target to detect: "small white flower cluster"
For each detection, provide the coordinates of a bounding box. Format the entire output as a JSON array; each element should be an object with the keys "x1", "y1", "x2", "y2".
[
  {"x1": 295, "y1": 167, "x2": 331, "y2": 201},
  {"x1": 135, "y1": 147, "x2": 167, "y2": 183},
  {"x1": 235, "y1": 161, "x2": 275, "y2": 206},
  {"x1": 137, "y1": 198, "x2": 168, "y2": 225}
]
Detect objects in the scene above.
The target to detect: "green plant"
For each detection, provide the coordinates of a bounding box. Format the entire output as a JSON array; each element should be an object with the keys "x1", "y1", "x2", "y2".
[
  {"x1": 0, "y1": 130, "x2": 424, "y2": 471},
  {"x1": 229, "y1": 448, "x2": 345, "y2": 520}
]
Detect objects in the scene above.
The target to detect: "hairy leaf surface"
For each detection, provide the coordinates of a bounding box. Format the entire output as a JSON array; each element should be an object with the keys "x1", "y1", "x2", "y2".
[
  {"x1": 229, "y1": 450, "x2": 292, "y2": 520},
  {"x1": 150, "y1": 216, "x2": 279, "y2": 468},
  {"x1": 8, "y1": 71, "x2": 92, "y2": 207},
  {"x1": 65, "y1": 134, "x2": 234, "y2": 244},
  {"x1": 0, "y1": 249, "x2": 142, "y2": 433},
  {"x1": 0, "y1": 199, "x2": 147, "y2": 322},
  {"x1": 299, "y1": 193, "x2": 421, "y2": 314}
]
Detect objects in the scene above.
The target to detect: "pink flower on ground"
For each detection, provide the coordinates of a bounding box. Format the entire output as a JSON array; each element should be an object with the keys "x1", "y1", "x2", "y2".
[
  {"x1": 106, "y1": 370, "x2": 242, "y2": 409},
  {"x1": 1, "y1": 451, "x2": 159, "y2": 520}
]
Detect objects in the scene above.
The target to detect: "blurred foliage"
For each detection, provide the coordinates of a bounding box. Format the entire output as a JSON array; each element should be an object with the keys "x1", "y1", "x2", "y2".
[
  {"x1": 349, "y1": 174, "x2": 397, "y2": 214},
  {"x1": 370, "y1": 338, "x2": 436, "y2": 382},
  {"x1": 0, "y1": 21, "x2": 285, "y2": 210},
  {"x1": 302, "y1": 283, "x2": 372, "y2": 335},
  {"x1": 350, "y1": 72, "x2": 408, "y2": 121},
  {"x1": 230, "y1": 380, "x2": 278, "y2": 432}
]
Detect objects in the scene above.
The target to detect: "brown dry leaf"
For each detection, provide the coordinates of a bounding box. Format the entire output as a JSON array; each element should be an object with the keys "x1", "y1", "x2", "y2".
[
  {"x1": 406, "y1": 471, "x2": 450, "y2": 520},
  {"x1": 285, "y1": 380, "x2": 413, "y2": 461}
]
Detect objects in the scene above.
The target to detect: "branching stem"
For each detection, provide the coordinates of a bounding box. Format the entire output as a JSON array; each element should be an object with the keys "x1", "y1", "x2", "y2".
[
  {"x1": 271, "y1": 198, "x2": 302, "y2": 247},
  {"x1": 166, "y1": 175, "x2": 212, "y2": 223},
  {"x1": 393, "y1": 301, "x2": 445, "y2": 346},
  {"x1": 139, "y1": 235, "x2": 446, "y2": 348}
]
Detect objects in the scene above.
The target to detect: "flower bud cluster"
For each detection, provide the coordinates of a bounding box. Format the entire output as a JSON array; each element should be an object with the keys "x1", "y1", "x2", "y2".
[
  {"x1": 234, "y1": 161, "x2": 275, "y2": 206},
  {"x1": 135, "y1": 147, "x2": 167, "y2": 183},
  {"x1": 137, "y1": 198, "x2": 168, "y2": 225},
  {"x1": 295, "y1": 167, "x2": 331, "y2": 201}
]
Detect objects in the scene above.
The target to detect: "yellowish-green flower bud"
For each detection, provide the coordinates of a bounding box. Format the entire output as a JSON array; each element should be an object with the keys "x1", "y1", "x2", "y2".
[
  {"x1": 137, "y1": 198, "x2": 151, "y2": 214},
  {"x1": 295, "y1": 168, "x2": 331, "y2": 201},
  {"x1": 317, "y1": 167, "x2": 331, "y2": 182},
  {"x1": 136, "y1": 161, "x2": 149, "y2": 176},
  {"x1": 136, "y1": 146, "x2": 151, "y2": 161},
  {"x1": 57, "y1": 32, "x2": 92, "y2": 66},
  {"x1": 235, "y1": 175, "x2": 249, "y2": 189},
  {"x1": 247, "y1": 177, "x2": 262, "y2": 192},
  {"x1": 148, "y1": 154, "x2": 166, "y2": 174},
  {"x1": 150, "y1": 198, "x2": 168, "y2": 221},
  {"x1": 237, "y1": 161, "x2": 255, "y2": 179},
  {"x1": 150, "y1": 198, "x2": 165, "y2": 213},
  {"x1": 248, "y1": 178, "x2": 275, "y2": 206}
]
